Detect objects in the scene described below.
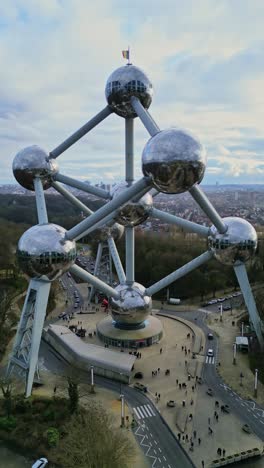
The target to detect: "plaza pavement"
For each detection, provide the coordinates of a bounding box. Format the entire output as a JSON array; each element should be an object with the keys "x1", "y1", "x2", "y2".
[{"x1": 47, "y1": 295, "x2": 264, "y2": 467}]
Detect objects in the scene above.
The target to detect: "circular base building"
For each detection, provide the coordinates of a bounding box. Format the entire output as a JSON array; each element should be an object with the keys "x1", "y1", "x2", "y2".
[{"x1": 97, "y1": 315, "x2": 163, "y2": 349}]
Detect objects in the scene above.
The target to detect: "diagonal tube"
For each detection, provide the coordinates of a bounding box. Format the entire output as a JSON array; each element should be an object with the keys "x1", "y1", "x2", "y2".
[
  {"x1": 52, "y1": 181, "x2": 93, "y2": 215},
  {"x1": 66, "y1": 177, "x2": 151, "y2": 241},
  {"x1": 125, "y1": 227, "x2": 135, "y2": 284},
  {"x1": 54, "y1": 173, "x2": 110, "y2": 199},
  {"x1": 108, "y1": 237, "x2": 126, "y2": 284},
  {"x1": 152, "y1": 208, "x2": 210, "y2": 237},
  {"x1": 234, "y1": 263, "x2": 264, "y2": 350},
  {"x1": 34, "y1": 178, "x2": 48, "y2": 224},
  {"x1": 49, "y1": 106, "x2": 113, "y2": 158},
  {"x1": 70, "y1": 264, "x2": 119, "y2": 299},
  {"x1": 189, "y1": 185, "x2": 227, "y2": 234},
  {"x1": 130, "y1": 96, "x2": 160, "y2": 136},
  {"x1": 146, "y1": 250, "x2": 213, "y2": 297}
]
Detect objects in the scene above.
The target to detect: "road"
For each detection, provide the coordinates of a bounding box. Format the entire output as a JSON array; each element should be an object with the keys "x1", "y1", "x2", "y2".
[{"x1": 159, "y1": 309, "x2": 264, "y2": 442}]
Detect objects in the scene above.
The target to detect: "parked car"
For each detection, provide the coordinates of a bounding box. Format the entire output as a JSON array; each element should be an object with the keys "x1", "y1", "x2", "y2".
[
  {"x1": 242, "y1": 423, "x2": 252, "y2": 434},
  {"x1": 167, "y1": 400, "x2": 176, "y2": 407},
  {"x1": 74, "y1": 303, "x2": 78, "y2": 308},
  {"x1": 134, "y1": 372, "x2": 144, "y2": 379},
  {"x1": 32, "y1": 458, "x2": 48, "y2": 468},
  {"x1": 207, "y1": 348, "x2": 214, "y2": 357},
  {"x1": 206, "y1": 388, "x2": 213, "y2": 396},
  {"x1": 58, "y1": 312, "x2": 67, "y2": 319},
  {"x1": 223, "y1": 305, "x2": 231, "y2": 311},
  {"x1": 207, "y1": 333, "x2": 214, "y2": 340},
  {"x1": 133, "y1": 382, "x2": 148, "y2": 393}
]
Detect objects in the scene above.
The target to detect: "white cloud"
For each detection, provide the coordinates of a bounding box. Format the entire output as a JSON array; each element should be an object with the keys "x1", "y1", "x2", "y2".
[{"x1": 0, "y1": 0, "x2": 264, "y2": 185}]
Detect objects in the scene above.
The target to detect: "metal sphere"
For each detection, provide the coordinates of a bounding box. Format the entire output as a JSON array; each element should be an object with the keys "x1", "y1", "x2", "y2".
[
  {"x1": 111, "y1": 182, "x2": 153, "y2": 226},
  {"x1": 13, "y1": 145, "x2": 58, "y2": 191},
  {"x1": 93, "y1": 222, "x2": 124, "y2": 243},
  {"x1": 110, "y1": 282, "x2": 152, "y2": 326},
  {"x1": 208, "y1": 217, "x2": 257, "y2": 266},
  {"x1": 105, "y1": 65, "x2": 153, "y2": 118},
  {"x1": 142, "y1": 128, "x2": 206, "y2": 194},
  {"x1": 17, "y1": 223, "x2": 76, "y2": 281}
]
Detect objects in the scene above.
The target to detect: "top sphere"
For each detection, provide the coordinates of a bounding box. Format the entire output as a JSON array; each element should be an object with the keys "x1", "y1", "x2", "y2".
[
  {"x1": 208, "y1": 217, "x2": 257, "y2": 266},
  {"x1": 13, "y1": 145, "x2": 59, "y2": 191},
  {"x1": 142, "y1": 128, "x2": 206, "y2": 194},
  {"x1": 17, "y1": 223, "x2": 76, "y2": 281},
  {"x1": 105, "y1": 65, "x2": 153, "y2": 118}
]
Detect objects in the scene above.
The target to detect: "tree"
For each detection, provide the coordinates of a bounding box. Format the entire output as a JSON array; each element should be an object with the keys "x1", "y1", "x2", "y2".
[
  {"x1": 67, "y1": 376, "x2": 79, "y2": 413},
  {"x1": 0, "y1": 378, "x2": 13, "y2": 418}
]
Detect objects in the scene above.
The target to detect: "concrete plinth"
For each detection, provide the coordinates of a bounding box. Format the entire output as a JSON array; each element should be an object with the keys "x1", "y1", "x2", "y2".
[{"x1": 97, "y1": 315, "x2": 163, "y2": 348}]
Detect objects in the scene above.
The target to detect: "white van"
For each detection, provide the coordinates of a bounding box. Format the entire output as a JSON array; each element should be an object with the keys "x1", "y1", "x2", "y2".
[{"x1": 207, "y1": 348, "x2": 214, "y2": 357}]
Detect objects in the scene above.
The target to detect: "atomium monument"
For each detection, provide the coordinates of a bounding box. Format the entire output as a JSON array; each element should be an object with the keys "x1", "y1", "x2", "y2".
[{"x1": 7, "y1": 59, "x2": 263, "y2": 397}]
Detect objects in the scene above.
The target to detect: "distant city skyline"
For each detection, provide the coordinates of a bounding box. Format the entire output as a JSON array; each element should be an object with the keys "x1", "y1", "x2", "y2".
[{"x1": 1, "y1": 1, "x2": 264, "y2": 185}]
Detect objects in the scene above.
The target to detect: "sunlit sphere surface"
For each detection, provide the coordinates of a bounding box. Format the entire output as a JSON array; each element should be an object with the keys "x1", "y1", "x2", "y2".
[
  {"x1": 105, "y1": 65, "x2": 153, "y2": 118},
  {"x1": 111, "y1": 182, "x2": 153, "y2": 226},
  {"x1": 93, "y1": 222, "x2": 124, "y2": 243},
  {"x1": 110, "y1": 282, "x2": 152, "y2": 326},
  {"x1": 13, "y1": 145, "x2": 58, "y2": 191},
  {"x1": 17, "y1": 224, "x2": 76, "y2": 281},
  {"x1": 142, "y1": 128, "x2": 206, "y2": 194},
  {"x1": 208, "y1": 217, "x2": 257, "y2": 266}
]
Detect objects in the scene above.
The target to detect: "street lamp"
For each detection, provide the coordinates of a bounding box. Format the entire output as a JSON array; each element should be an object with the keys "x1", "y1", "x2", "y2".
[
  {"x1": 233, "y1": 342, "x2": 236, "y2": 365},
  {"x1": 120, "y1": 393, "x2": 125, "y2": 428},
  {"x1": 240, "y1": 372, "x2": 244, "y2": 386},
  {"x1": 90, "y1": 365, "x2": 95, "y2": 393},
  {"x1": 220, "y1": 303, "x2": 223, "y2": 322},
  {"x1": 254, "y1": 368, "x2": 258, "y2": 398}
]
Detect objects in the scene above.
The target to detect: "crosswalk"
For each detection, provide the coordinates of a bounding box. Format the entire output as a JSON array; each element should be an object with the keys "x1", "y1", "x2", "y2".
[
  {"x1": 205, "y1": 356, "x2": 215, "y2": 364},
  {"x1": 133, "y1": 404, "x2": 156, "y2": 420}
]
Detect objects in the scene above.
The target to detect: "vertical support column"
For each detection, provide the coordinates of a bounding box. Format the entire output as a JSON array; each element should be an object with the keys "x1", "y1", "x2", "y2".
[
  {"x1": 26, "y1": 280, "x2": 51, "y2": 397},
  {"x1": 125, "y1": 119, "x2": 134, "y2": 186},
  {"x1": 125, "y1": 118, "x2": 135, "y2": 284},
  {"x1": 34, "y1": 178, "x2": 48, "y2": 224},
  {"x1": 90, "y1": 365, "x2": 95, "y2": 393},
  {"x1": 7, "y1": 279, "x2": 51, "y2": 397},
  {"x1": 234, "y1": 263, "x2": 264, "y2": 351},
  {"x1": 126, "y1": 227, "x2": 135, "y2": 285}
]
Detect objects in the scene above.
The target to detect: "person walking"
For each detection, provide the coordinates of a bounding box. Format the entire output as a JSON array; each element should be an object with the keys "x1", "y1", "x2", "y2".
[
  {"x1": 223, "y1": 449, "x2": 226, "y2": 457},
  {"x1": 193, "y1": 430, "x2": 197, "y2": 439},
  {"x1": 198, "y1": 437, "x2": 201, "y2": 445},
  {"x1": 202, "y1": 461, "x2": 204, "y2": 467}
]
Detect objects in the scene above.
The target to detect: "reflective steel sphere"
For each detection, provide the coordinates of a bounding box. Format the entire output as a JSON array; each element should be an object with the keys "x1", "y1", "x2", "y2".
[
  {"x1": 110, "y1": 282, "x2": 152, "y2": 326},
  {"x1": 13, "y1": 145, "x2": 59, "y2": 191},
  {"x1": 105, "y1": 65, "x2": 153, "y2": 118},
  {"x1": 208, "y1": 217, "x2": 257, "y2": 266},
  {"x1": 142, "y1": 128, "x2": 206, "y2": 194},
  {"x1": 93, "y1": 222, "x2": 124, "y2": 243},
  {"x1": 111, "y1": 182, "x2": 153, "y2": 226},
  {"x1": 17, "y1": 223, "x2": 76, "y2": 281}
]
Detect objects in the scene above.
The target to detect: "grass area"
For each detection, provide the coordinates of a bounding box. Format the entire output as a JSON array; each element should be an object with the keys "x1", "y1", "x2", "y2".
[{"x1": 0, "y1": 395, "x2": 134, "y2": 468}]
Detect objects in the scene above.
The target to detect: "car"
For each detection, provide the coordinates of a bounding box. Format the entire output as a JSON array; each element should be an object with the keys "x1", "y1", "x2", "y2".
[
  {"x1": 222, "y1": 404, "x2": 230, "y2": 413},
  {"x1": 133, "y1": 382, "x2": 148, "y2": 392},
  {"x1": 206, "y1": 388, "x2": 213, "y2": 396},
  {"x1": 211, "y1": 299, "x2": 218, "y2": 304},
  {"x1": 58, "y1": 312, "x2": 67, "y2": 319},
  {"x1": 32, "y1": 458, "x2": 49, "y2": 468},
  {"x1": 134, "y1": 372, "x2": 144, "y2": 379},
  {"x1": 207, "y1": 333, "x2": 214, "y2": 340},
  {"x1": 207, "y1": 348, "x2": 214, "y2": 357},
  {"x1": 242, "y1": 423, "x2": 252, "y2": 434},
  {"x1": 67, "y1": 272, "x2": 71, "y2": 277},
  {"x1": 223, "y1": 305, "x2": 231, "y2": 311},
  {"x1": 74, "y1": 303, "x2": 78, "y2": 308},
  {"x1": 167, "y1": 400, "x2": 176, "y2": 407},
  {"x1": 76, "y1": 297, "x2": 80, "y2": 303}
]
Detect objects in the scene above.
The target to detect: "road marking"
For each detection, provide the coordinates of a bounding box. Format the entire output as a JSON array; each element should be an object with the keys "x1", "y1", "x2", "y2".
[
  {"x1": 260, "y1": 421, "x2": 264, "y2": 425},
  {"x1": 159, "y1": 448, "x2": 162, "y2": 452},
  {"x1": 158, "y1": 458, "x2": 161, "y2": 463},
  {"x1": 133, "y1": 405, "x2": 156, "y2": 419},
  {"x1": 150, "y1": 433, "x2": 153, "y2": 437},
  {"x1": 154, "y1": 440, "x2": 158, "y2": 445},
  {"x1": 254, "y1": 415, "x2": 258, "y2": 419},
  {"x1": 163, "y1": 456, "x2": 167, "y2": 461},
  {"x1": 154, "y1": 450, "x2": 157, "y2": 454}
]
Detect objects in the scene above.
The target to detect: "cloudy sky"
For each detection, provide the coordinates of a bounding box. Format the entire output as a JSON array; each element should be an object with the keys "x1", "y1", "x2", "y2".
[{"x1": 1, "y1": 0, "x2": 264, "y2": 186}]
